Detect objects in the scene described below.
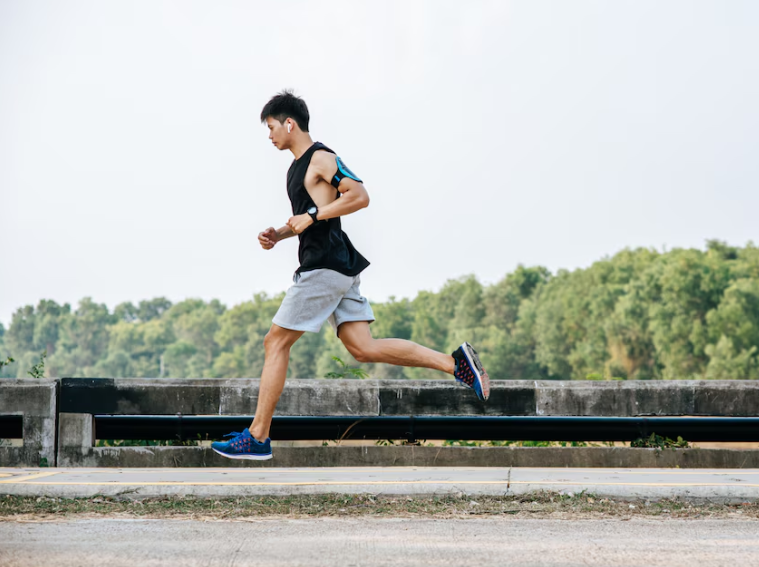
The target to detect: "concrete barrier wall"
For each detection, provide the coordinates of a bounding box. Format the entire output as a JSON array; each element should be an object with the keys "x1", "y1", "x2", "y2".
[
  {"x1": 3, "y1": 378, "x2": 759, "y2": 467},
  {"x1": 0, "y1": 379, "x2": 57, "y2": 467}
]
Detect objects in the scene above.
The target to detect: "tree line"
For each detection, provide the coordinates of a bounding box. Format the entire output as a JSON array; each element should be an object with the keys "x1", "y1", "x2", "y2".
[{"x1": 2, "y1": 240, "x2": 758, "y2": 381}]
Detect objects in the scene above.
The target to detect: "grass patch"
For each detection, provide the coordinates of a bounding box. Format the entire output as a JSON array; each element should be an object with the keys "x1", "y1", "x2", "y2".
[
  {"x1": 631, "y1": 434, "x2": 690, "y2": 449},
  {"x1": 1, "y1": 492, "x2": 756, "y2": 521}
]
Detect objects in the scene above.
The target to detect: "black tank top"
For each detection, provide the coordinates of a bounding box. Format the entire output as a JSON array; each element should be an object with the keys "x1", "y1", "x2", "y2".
[{"x1": 287, "y1": 142, "x2": 370, "y2": 277}]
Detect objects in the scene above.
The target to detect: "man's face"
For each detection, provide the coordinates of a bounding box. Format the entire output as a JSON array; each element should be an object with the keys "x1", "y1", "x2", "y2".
[{"x1": 266, "y1": 117, "x2": 289, "y2": 150}]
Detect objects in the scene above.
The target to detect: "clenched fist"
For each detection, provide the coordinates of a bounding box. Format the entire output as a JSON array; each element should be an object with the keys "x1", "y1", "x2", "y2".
[
  {"x1": 287, "y1": 213, "x2": 313, "y2": 235},
  {"x1": 258, "y1": 227, "x2": 278, "y2": 250}
]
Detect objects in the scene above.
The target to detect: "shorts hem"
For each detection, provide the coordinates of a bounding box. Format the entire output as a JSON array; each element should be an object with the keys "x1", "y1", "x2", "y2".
[
  {"x1": 334, "y1": 317, "x2": 375, "y2": 327},
  {"x1": 272, "y1": 319, "x2": 323, "y2": 334},
  {"x1": 332, "y1": 317, "x2": 375, "y2": 336}
]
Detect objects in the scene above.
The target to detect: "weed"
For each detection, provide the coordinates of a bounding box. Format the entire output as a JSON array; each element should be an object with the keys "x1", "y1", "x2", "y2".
[
  {"x1": 96, "y1": 433, "x2": 205, "y2": 447},
  {"x1": 631, "y1": 433, "x2": 690, "y2": 449},
  {"x1": 324, "y1": 356, "x2": 369, "y2": 379},
  {"x1": 27, "y1": 351, "x2": 46, "y2": 379},
  {"x1": 444, "y1": 440, "x2": 607, "y2": 448}
]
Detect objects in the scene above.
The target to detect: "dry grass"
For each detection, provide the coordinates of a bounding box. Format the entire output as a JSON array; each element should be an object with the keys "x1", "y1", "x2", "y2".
[{"x1": 1, "y1": 492, "x2": 758, "y2": 522}]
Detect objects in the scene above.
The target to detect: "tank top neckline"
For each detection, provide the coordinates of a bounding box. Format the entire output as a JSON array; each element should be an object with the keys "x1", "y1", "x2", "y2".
[{"x1": 294, "y1": 141, "x2": 325, "y2": 163}]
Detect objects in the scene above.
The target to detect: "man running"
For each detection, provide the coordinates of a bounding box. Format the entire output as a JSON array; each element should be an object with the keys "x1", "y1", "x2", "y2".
[{"x1": 212, "y1": 90, "x2": 489, "y2": 460}]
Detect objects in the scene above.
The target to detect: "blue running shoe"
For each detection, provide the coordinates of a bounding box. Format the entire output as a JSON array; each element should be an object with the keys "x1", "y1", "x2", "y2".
[
  {"x1": 452, "y1": 342, "x2": 490, "y2": 401},
  {"x1": 211, "y1": 428, "x2": 272, "y2": 460}
]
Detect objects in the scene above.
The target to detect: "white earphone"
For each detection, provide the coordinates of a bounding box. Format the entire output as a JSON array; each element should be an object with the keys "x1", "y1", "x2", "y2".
[{"x1": 287, "y1": 122, "x2": 292, "y2": 133}]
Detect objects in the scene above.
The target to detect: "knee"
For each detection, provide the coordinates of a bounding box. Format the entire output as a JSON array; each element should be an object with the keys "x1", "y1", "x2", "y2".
[
  {"x1": 264, "y1": 330, "x2": 293, "y2": 353},
  {"x1": 344, "y1": 341, "x2": 377, "y2": 364}
]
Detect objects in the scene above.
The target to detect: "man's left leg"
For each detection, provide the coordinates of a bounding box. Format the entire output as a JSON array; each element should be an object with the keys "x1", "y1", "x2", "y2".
[
  {"x1": 338, "y1": 321, "x2": 490, "y2": 400},
  {"x1": 338, "y1": 321, "x2": 454, "y2": 373}
]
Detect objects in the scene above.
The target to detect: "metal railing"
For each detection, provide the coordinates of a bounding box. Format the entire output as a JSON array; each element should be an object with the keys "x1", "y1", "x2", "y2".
[{"x1": 92, "y1": 415, "x2": 759, "y2": 443}]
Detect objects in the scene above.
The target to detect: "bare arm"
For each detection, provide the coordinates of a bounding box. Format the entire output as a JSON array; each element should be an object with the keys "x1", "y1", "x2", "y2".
[
  {"x1": 286, "y1": 152, "x2": 370, "y2": 234},
  {"x1": 275, "y1": 225, "x2": 296, "y2": 240},
  {"x1": 258, "y1": 224, "x2": 296, "y2": 250},
  {"x1": 315, "y1": 152, "x2": 370, "y2": 219},
  {"x1": 314, "y1": 177, "x2": 369, "y2": 221}
]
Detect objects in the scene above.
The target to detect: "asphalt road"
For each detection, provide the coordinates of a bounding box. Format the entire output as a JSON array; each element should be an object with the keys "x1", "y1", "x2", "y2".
[
  {"x1": 2, "y1": 517, "x2": 758, "y2": 567},
  {"x1": 2, "y1": 467, "x2": 759, "y2": 501}
]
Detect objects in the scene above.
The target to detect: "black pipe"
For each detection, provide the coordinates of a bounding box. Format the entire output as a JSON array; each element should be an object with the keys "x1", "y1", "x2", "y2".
[
  {"x1": 93, "y1": 415, "x2": 759, "y2": 443},
  {"x1": 0, "y1": 415, "x2": 23, "y2": 439}
]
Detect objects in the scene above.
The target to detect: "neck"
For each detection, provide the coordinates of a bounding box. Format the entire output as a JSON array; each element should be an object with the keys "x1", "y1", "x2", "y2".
[{"x1": 290, "y1": 134, "x2": 315, "y2": 160}]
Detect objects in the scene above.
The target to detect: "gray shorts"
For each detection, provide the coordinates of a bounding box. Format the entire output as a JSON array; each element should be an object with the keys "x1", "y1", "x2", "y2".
[{"x1": 272, "y1": 268, "x2": 375, "y2": 335}]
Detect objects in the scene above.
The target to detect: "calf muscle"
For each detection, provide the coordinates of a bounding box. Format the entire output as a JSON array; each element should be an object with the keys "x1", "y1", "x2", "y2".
[
  {"x1": 339, "y1": 322, "x2": 455, "y2": 375},
  {"x1": 366, "y1": 338, "x2": 454, "y2": 374},
  {"x1": 249, "y1": 325, "x2": 304, "y2": 441}
]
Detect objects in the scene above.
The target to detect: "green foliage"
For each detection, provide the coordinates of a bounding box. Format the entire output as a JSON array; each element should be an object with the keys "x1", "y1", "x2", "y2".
[
  {"x1": 444, "y1": 439, "x2": 598, "y2": 447},
  {"x1": 95, "y1": 433, "x2": 206, "y2": 447},
  {"x1": 585, "y1": 373, "x2": 624, "y2": 381},
  {"x1": 96, "y1": 439, "x2": 200, "y2": 447},
  {"x1": 324, "y1": 356, "x2": 369, "y2": 379},
  {"x1": 443, "y1": 439, "x2": 482, "y2": 447},
  {"x1": 631, "y1": 433, "x2": 690, "y2": 449},
  {"x1": 0, "y1": 324, "x2": 10, "y2": 379},
  {"x1": 27, "y1": 350, "x2": 46, "y2": 379},
  {"x1": 2, "y1": 241, "x2": 759, "y2": 381}
]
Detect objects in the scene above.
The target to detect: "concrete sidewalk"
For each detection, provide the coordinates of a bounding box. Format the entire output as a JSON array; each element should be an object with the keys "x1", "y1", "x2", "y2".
[{"x1": 2, "y1": 467, "x2": 759, "y2": 502}]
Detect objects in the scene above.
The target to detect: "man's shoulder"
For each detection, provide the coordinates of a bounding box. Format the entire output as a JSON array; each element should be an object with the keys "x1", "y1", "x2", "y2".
[
  {"x1": 309, "y1": 148, "x2": 338, "y2": 174},
  {"x1": 312, "y1": 148, "x2": 337, "y2": 161}
]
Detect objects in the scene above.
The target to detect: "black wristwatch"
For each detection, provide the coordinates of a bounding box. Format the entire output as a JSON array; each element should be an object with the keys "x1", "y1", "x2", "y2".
[{"x1": 307, "y1": 206, "x2": 319, "y2": 224}]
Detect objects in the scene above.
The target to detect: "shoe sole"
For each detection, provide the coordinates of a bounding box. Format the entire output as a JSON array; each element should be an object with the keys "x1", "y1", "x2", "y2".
[
  {"x1": 211, "y1": 447, "x2": 273, "y2": 460},
  {"x1": 462, "y1": 342, "x2": 490, "y2": 401}
]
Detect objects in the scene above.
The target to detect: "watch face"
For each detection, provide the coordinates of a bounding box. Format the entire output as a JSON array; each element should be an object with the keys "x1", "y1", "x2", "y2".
[{"x1": 308, "y1": 206, "x2": 317, "y2": 214}]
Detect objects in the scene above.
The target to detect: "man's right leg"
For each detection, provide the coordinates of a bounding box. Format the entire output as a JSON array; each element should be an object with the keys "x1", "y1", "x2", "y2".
[
  {"x1": 211, "y1": 324, "x2": 303, "y2": 460},
  {"x1": 248, "y1": 324, "x2": 304, "y2": 442}
]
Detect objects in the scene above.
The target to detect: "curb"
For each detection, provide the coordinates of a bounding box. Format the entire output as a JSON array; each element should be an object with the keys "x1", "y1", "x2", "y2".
[{"x1": 57, "y1": 446, "x2": 759, "y2": 468}]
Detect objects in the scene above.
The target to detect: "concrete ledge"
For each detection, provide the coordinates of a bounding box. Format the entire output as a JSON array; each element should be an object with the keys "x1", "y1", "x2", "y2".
[
  {"x1": 535, "y1": 381, "x2": 759, "y2": 416},
  {"x1": 0, "y1": 379, "x2": 57, "y2": 467},
  {"x1": 54, "y1": 446, "x2": 759, "y2": 469},
  {"x1": 57, "y1": 378, "x2": 759, "y2": 416},
  {"x1": 58, "y1": 378, "x2": 382, "y2": 416}
]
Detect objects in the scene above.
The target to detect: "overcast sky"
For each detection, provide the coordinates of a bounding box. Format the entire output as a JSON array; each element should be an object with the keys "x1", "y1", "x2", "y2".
[{"x1": 1, "y1": 0, "x2": 758, "y2": 328}]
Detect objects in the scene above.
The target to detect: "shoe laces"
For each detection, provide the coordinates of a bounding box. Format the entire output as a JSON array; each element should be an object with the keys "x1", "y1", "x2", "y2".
[{"x1": 222, "y1": 431, "x2": 245, "y2": 439}]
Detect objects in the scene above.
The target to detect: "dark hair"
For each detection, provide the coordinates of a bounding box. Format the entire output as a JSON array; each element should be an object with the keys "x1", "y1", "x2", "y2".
[{"x1": 260, "y1": 90, "x2": 310, "y2": 132}]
